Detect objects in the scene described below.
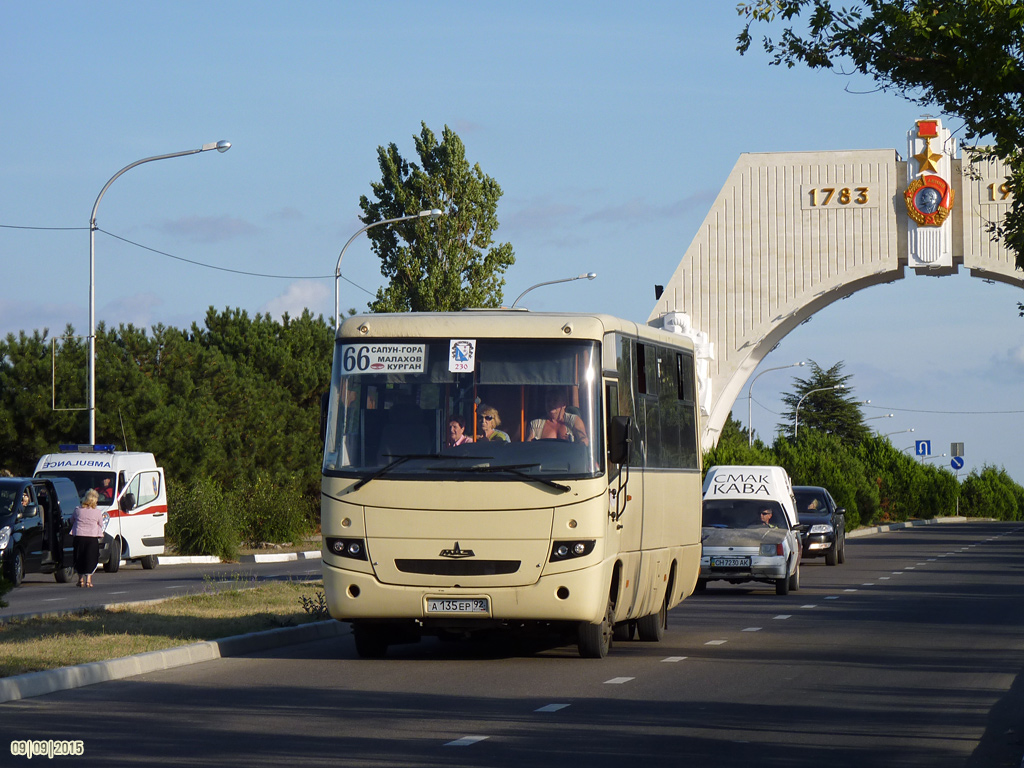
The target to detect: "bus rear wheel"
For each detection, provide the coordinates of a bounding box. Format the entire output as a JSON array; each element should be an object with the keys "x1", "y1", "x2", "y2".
[{"x1": 577, "y1": 599, "x2": 614, "y2": 658}]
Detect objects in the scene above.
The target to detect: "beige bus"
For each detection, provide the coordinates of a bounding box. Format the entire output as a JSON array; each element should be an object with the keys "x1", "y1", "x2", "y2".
[{"x1": 321, "y1": 310, "x2": 703, "y2": 658}]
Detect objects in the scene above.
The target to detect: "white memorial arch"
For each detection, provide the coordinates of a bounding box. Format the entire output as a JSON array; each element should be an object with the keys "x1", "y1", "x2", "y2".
[{"x1": 649, "y1": 119, "x2": 1024, "y2": 450}]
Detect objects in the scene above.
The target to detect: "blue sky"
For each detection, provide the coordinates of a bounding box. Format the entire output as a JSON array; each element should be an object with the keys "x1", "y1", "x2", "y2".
[{"x1": 3, "y1": 2, "x2": 1023, "y2": 484}]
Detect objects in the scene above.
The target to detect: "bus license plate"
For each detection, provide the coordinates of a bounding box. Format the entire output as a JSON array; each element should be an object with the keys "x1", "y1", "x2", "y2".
[
  {"x1": 427, "y1": 598, "x2": 489, "y2": 614},
  {"x1": 710, "y1": 556, "x2": 750, "y2": 568}
]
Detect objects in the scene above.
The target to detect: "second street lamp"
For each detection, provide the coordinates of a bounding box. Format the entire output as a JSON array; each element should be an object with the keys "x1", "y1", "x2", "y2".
[
  {"x1": 747, "y1": 361, "x2": 805, "y2": 447},
  {"x1": 87, "y1": 140, "x2": 231, "y2": 444},
  {"x1": 334, "y1": 209, "x2": 443, "y2": 328},
  {"x1": 511, "y1": 272, "x2": 597, "y2": 309}
]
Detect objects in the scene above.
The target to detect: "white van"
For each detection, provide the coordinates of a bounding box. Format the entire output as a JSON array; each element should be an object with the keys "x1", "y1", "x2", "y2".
[
  {"x1": 34, "y1": 444, "x2": 167, "y2": 571},
  {"x1": 699, "y1": 465, "x2": 803, "y2": 595}
]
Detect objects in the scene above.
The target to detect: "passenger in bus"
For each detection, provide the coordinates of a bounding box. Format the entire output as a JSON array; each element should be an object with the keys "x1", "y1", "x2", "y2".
[
  {"x1": 526, "y1": 388, "x2": 588, "y2": 445},
  {"x1": 446, "y1": 415, "x2": 473, "y2": 447},
  {"x1": 479, "y1": 406, "x2": 510, "y2": 442}
]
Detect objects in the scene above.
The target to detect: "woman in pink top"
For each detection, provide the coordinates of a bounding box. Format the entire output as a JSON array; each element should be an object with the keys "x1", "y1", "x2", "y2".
[{"x1": 71, "y1": 489, "x2": 105, "y2": 587}]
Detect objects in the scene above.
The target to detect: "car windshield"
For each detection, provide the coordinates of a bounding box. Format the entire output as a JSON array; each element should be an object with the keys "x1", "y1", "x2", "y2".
[
  {"x1": 0, "y1": 484, "x2": 19, "y2": 515},
  {"x1": 702, "y1": 499, "x2": 789, "y2": 530},
  {"x1": 322, "y1": 338, "x2": 602, "y2": 481},
  {"x1": 794, "y1": 490, "x2": 827, "y2": 516},
  {"x1": 35, "y1": 471, "x2": 116, "y2": 507}
]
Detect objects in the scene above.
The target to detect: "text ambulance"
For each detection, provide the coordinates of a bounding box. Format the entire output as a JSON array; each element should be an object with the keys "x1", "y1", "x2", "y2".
[{"x1": 34, "y1": 445, "x2": 167, "y2": 571}]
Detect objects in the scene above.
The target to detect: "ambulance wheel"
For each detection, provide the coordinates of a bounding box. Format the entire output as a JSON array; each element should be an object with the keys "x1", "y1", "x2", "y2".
[
  {"x1": 140, "y1": 555, "x2": 157, "y2": 570},
  {"x1": 104, "y1": 538, "x2": 121, "y2": 573}
]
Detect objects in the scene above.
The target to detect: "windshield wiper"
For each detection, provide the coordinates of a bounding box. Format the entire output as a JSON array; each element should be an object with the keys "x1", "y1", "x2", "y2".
[
  {"x1": 429, "y1": 463, "x2": 571, "y2": 493},
  {"x1": 353, "y1": 453, "x2": 487, "y2": 491}
]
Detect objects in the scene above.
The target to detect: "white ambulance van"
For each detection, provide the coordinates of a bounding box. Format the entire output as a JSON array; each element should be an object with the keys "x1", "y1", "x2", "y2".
[
  {"x1": 699, "y1": 465, "x2": 803, "y2": 595},
  {"x1": 34, "y1": 444, "x2": 167, "y2": 571}
]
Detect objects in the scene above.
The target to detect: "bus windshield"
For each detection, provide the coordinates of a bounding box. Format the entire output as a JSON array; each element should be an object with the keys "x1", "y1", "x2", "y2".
[{"x1": 323, "y1": 338, "x2": 602, "y2": 481}]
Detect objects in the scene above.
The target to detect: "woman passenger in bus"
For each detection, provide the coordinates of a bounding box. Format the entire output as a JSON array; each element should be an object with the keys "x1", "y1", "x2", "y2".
[
  {"x1": 446, "y1": 415, "x2": 473, "y2": 447},
  {"x1": 527, "y1": 388, "x2": 588, "y2": 445},
  {"x1": 479, "y1": 406, "x2": 510, "y2": 442}
]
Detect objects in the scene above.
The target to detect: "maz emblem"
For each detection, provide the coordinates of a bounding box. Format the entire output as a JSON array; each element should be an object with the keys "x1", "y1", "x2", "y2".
[{"x1": 439, "y1": 542, "x2": 475, "y2": 558}]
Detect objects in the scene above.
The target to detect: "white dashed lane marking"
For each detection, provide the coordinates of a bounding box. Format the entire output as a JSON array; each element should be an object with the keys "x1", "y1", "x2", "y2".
[
  {"x1": 662, "y1": 656, "x2": 687, "y2": 662},
  {"x1": 445, "y1": 736, "x2": 489, "y2": 747},
  {"x1": 773, "y1": 615, "x2": 791, "y2": 620},
  {"x1": 535, "y1": 704, "x2": 570, "y2": 713},
  {"x1": 705, "y1": 640, "x2": 728, "y2": 646},
  {"x1": 604, "y1": 677, "x2": 635, "y2": 685}
]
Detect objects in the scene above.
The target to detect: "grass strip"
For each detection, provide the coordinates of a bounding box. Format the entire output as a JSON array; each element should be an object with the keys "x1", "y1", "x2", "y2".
[{"x1": 0, "y1": 580, "x2": 328, "y2": 678}]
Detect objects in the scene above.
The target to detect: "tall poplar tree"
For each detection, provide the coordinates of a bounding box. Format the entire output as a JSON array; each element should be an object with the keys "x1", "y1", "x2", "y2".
[{"x1": 359, "y1": 123, "x2": 515, "y2": 312}]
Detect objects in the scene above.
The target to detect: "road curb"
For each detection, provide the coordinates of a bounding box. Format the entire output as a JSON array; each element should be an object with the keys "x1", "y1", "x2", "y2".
[
  {"x1": 0, "y1": 619, "x2": 349, "y2": 704},
  {"x1": 158, "y1": 550, "x2": 322, "y2": 566},
  {"x1": 846, "y1": 515, "x2": 973, "y2": 539}
]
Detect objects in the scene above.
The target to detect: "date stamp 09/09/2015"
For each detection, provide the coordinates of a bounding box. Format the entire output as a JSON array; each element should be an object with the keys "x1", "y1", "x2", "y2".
[{"x1": 10, "y1": 740, "x2": 85, "y2": 759}]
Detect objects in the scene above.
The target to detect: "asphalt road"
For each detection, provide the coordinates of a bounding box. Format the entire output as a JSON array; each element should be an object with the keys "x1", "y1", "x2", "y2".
[
  {"x1": 3, "y1": 521, "x2": 1023, "y2": 768},
  {"x1": 0, "y1": 555, "x2": 322, "y2": 620}
]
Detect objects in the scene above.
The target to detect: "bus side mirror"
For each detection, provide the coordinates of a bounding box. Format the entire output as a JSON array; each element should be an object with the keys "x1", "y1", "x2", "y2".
[{"x1": 609, "y1": 416, "x2": 631, "y2": 466}]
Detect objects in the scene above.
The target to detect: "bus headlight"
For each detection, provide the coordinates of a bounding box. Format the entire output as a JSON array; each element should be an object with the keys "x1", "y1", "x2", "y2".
[
  {"x1": 0, "y1": 525, "x2": 9, "y2": 551},
  {"x1": 326, "y1": 537, "x2": 368, "y2": 561},
  {"x1": 550, "y1": 540, "x2": 596, "y2": 562}
]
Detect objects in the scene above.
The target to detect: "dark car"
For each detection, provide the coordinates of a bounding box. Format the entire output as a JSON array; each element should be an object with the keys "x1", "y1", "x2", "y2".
[
  {"x1": 0, "y1": 476, "x2": 86, "y2": 586},
  {"x1": 793, "y1": 485, "x2": 846, "y2": 565}
]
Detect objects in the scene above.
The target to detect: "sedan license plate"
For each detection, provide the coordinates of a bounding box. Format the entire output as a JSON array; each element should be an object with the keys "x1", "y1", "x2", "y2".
[
  {"x1": 426, "y1": 598, "x2": 489, "y2": 614},
  {"x1": 710, "y1": 556, "x2": 750, "y2": 568}
]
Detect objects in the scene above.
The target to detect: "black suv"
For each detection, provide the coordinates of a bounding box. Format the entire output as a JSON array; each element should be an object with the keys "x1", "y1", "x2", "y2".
[
  {"x1": 793, "y1": 485, "x2": 846, "y2": 566},
  {"x1": 0, "y1": 476, "x2": 83, "y2": 586}
]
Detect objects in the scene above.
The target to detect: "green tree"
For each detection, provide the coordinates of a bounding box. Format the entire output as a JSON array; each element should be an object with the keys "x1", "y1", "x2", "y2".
[
  {"x1": 779, "y1": 361, "x2": 870, "y2": 444},
  {"x1": 737, "y1": 0, "x2": 1024, "y2": 272},
  {"x1": 360, "y1": 122, "x2": 516, "y2": 312}
]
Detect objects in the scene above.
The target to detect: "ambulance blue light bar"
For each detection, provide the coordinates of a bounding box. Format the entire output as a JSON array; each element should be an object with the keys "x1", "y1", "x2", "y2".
[{"x1": 58, "y1": 444, "x2": 116, "y2": 453}]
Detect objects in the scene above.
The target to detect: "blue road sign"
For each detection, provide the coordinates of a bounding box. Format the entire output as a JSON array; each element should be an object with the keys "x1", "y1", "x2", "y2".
[
  {"x1": 915, "y1": 440, "x2": 931, "y2": 456},
  {"x1": 951, "y1": 456, "x2": 964, "y2": 470}
]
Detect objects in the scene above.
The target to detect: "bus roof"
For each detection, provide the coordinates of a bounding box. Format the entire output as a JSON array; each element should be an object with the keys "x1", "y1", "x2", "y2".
[{"x1": 337, "y1": 310, "x2": 695, "y2": 349}]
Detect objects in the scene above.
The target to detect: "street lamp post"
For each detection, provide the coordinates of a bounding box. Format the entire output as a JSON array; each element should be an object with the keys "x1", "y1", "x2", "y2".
[
  {"x1": 334, "y1": 209, "x2": 443, "y2": 328},
  {"x1": 88, "y1": 141, "x2": 231, "y2": 444},
  {"x1": 747, "y1": 361, "x2": 805, "y2": 447},
  {"x1": 793, "y1": 384, "x2": 845, "y2": 439},
  {"x1": 865, "y1": 413, "x2": 895, "y2": 421},
  {"x1": 887, "y1": 428, "x2": 916, "y2": 439},
  {"x1": 511, "y1": 272, "x2": 597, "y2": 309}
]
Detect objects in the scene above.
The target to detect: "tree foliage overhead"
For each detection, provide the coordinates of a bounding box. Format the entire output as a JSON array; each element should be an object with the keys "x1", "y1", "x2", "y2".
[
  {"x1": 359, "y1": 122, "x2": 516, "y2": 312},
  {"x1": 737, "y1": 1, "x2": 1024, "y2": 272},
  {"x1": 778, "y1": 360, "x2": 871, "y2": 443}
]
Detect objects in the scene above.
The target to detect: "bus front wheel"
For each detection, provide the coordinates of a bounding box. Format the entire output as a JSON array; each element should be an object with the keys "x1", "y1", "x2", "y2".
[{"x1": 577, "y1": 599, "x2": 614, "y2": 658}]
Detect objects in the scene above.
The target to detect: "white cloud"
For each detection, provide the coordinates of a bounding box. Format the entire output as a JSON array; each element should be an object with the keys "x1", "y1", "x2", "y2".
[
  {"x1": 155, "y1": 215, "x2": 259, "y2": 243},
  {"x1": 260, "y1": 281, "x2": 331, "y2": 321}
]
